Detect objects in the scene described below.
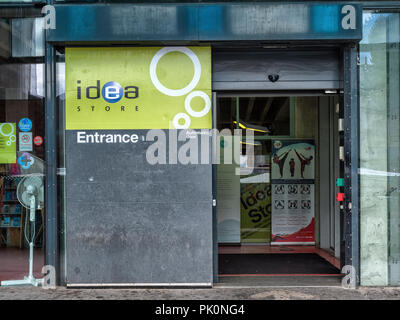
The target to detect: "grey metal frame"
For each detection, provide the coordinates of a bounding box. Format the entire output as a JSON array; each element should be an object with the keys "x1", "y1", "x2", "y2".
[
  {"x1": 343, "y1": 44, "x2": 360, "y2": 285},
  {"x1": 44, "y1": 37, "x2": 59, "y2": 282},
  {"x1": 43, "y1": 0, "x2": 59, "y2": 284},
  {"x1": 318, "y1": 95, "x2": 341, "y2": 254},
  {"x1": 212, "y1": 92, "x2": 218, "y2": 283},
  {"x1": 332, "y1": 96, "x2": 341, "y2": 257}
]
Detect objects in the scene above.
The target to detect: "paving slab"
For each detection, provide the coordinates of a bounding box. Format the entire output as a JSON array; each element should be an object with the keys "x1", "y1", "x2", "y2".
[{"x1": 0, "y1": 286, "x2": 400, "y2": 300}]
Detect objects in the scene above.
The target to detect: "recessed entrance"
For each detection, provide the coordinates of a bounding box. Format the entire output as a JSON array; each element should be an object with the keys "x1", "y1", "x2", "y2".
[{"x1": 215, "y1": 94, "x2": 343, "y2": 286}]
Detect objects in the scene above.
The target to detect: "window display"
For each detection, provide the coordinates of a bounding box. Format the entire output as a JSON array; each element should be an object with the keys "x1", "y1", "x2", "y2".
[{"x1": 0, "y1": 13, "x2": 45, "y2": 285}]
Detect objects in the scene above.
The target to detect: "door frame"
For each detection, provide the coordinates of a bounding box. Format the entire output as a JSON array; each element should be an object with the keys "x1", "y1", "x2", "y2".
[
  {"x1": 211, "y1": 49, "x2": 360, "y2": 285},
  {"x1": 342, "y1": 45, "x2": 360, "y2": 285}
]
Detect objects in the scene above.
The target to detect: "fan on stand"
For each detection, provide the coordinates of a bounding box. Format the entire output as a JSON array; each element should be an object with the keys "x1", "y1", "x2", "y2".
[{"x1": 1, "y1": 175, "x2": 44, "y2": 287}]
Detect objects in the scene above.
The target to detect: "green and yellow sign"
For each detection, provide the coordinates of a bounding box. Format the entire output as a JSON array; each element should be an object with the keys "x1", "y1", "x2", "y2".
[
  {"x1": 240, "y1": 183, "x2": 271, "y2": 243},
  {"x1": 0, "y1": 123, "x2": 16, "y2": 164},
  {"x1": 65, "y1": 47, "x2": 212, "y2": 130}
]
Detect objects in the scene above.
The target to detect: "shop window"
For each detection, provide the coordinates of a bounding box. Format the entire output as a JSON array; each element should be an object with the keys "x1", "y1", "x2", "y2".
[
  {"x1": 11, "y1": 18, "x2": 45, "y2": 58},
  {"x1": 0, "y1": 13, "x2": 45, "y2": 282},
  {"x1": 360, "y1": 12, "x2": 400, "y2": 286}
]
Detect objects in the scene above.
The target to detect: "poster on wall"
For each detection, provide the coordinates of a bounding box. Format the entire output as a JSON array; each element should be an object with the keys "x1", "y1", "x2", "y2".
[
  {"x1": 0, "y1": 123, "x2": 16, "y2": 164},
  {"x1": 240, "y1": 182, "x2": 271, "y2": 243},
  {"x1": 271, "y1": 140, "x2": 315, "y2": 245},
  {"x1": 65, "y1": 47, "x2": 211, "y2": 130}
]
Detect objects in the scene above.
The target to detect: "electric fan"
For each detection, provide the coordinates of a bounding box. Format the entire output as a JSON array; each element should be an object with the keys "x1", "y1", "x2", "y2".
[{"x1": 1, "y1": 175, "x2": 44, "y2": 287}]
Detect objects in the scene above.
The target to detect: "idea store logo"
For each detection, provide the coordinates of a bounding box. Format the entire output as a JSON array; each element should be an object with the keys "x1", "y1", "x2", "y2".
[{"x1": 76, "y1": 80, "x2": 139, "y2": 103}]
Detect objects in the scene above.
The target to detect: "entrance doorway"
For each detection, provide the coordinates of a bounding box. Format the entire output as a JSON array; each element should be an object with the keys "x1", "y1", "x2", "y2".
[{"x1": 215, "y1": 94, "x2": 343, "y2": 286}]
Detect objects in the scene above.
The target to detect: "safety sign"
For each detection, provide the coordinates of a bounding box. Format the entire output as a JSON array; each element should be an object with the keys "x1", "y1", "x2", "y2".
[
  {"x1": 34, "y1": 136, "x2": 43, "y2": 146},
  {"x1": 19, "y1": 132, "x2": 33, "y2": 152}
]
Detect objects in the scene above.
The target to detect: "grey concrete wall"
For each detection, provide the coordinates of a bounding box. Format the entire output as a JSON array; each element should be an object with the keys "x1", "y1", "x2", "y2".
[{"x1": 65, "y1": 129, "x2": 213, "y2": 284}]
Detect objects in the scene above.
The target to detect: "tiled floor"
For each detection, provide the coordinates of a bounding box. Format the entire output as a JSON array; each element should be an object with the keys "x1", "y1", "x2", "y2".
[
  {"x1": 0, "y1": 248, "x2": 44, "y2": 282},
  {"x1": 218, "y1": 245, "x2": 341, "y2": 270}
]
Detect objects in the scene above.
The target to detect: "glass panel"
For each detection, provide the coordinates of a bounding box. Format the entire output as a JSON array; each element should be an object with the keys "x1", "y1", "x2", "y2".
[
  {"x1": 0, "y1": 14, "x2": 45, "y2": 284},
  {"x1": 293, "y1": 96, "x2": 318, "y2": 139},
  {"x1": 217, "y1": 96, "x2": 319, "y2": 245},
  {"x1": 56, "y1": 53, "x2": 66, "y2": 284},
  {"x1": 240, "y1": 140, "x2": 271, "y2": 243},
  {"x1": 216, "y1": 97, "x2": 236, "y2": 131},
  {"x1": 360, "y1": 12, "x2": 400, "y2": 286},
  {"x1": 238, "y1": 97, "x2": 290, "y2": 136},
  {"x1": 11, "y1": 18, "x2": 45, "y2": 58}
]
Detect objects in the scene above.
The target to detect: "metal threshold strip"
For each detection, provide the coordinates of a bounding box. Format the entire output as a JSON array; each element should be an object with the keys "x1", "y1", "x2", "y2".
[
  {"x1": 66, "y1": 283, "x2": 213, "y2": 289},
  {"x1": 216, "y1": 275, "x2": 344, "y2": 288},
  {"x1": 218, "y1": 274, "x2": 344, "y2": 277}
]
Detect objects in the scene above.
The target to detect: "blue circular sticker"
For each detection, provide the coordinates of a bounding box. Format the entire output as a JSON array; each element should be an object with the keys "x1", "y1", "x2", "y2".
[{"x1": 18, "y1": 118, "x2": 32, "y2": 132}]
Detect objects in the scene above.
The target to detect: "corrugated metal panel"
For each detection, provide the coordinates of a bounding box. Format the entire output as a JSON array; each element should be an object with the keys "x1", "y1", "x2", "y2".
[{"x1": 212, "y1": 50, "x2": 341, "y2": 90}]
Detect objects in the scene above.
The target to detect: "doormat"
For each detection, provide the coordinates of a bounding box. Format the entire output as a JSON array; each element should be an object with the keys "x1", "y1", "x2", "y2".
[{"x1": 218, "y1": 253, "x2": 340, "y2": 275}]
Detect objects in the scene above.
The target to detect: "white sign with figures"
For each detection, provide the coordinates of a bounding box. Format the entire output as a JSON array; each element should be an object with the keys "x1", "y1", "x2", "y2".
[
  {"x1": 271, "y1": 140, "x2": 315, "y2": 245},
  {"x1": 271, "y1": 183, "x2": 315, "y2": 244}
]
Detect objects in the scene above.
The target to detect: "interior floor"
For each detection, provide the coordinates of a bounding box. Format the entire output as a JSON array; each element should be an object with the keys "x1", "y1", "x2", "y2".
[
  {"x1": 216, "y1": 275, "x2": 343, "y2": 287},
  {"x1": 217, "y1": 245, "x2": 342, "y2": 286},
  {"x1": 0, "y1": 248, "x2": 44, "y2": 283},
  {"x1": 219, "y1": 245, "x2": 340, "y2": 269}
]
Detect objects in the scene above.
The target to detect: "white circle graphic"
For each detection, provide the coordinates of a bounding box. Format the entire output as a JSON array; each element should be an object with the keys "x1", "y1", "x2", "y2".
[
  {"x1": 173, "y1": 113, "x2": 191, "y2": 129},
  {"x1": 185, "y1": 91, "x2": 211, "y2": 118},
  {"x1": 0, "y1": 123, "x2": 14, "y2": 137},
  {"x1": 9, "y1": 135, "x2": 16, "y2": 142},
  {"x1": 150, "y1": 47, "x2": 201, "y2": 97}
]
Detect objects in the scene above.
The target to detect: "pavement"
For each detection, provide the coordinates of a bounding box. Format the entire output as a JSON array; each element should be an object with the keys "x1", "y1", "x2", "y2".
[{"x1": 1, "y1": 285, "x2": 400, "y2": 300}]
